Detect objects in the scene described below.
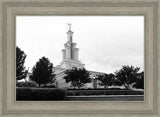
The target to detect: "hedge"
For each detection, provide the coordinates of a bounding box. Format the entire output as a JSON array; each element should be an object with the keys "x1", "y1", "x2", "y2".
[
  {"x1": 66, "y1": 90, "x2": 144, "y2": 96},
  {"x1": 16, "y1": 81, "x2": 38, "y2": 87},
  {"x1": 16, "y1": 88, "x2": 66, "y2": 101},
  {"x1": 41, "y1": 84, "x2": 56, "y2": 88}
]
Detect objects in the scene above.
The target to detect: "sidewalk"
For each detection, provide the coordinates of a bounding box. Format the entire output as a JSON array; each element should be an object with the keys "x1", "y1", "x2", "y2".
[{"x1": 66, "y1": 95, "x2": 144, "y2": 101}]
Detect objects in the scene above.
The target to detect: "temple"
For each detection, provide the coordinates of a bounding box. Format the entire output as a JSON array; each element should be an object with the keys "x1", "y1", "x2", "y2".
[{"x1": 53, "y1": 24, "x2": 105, "y2": 89}]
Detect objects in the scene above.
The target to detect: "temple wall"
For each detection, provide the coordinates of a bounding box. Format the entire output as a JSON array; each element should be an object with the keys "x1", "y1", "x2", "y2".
[{"x1": 62, "y1": 49, "x2": 66, "y2": 60}]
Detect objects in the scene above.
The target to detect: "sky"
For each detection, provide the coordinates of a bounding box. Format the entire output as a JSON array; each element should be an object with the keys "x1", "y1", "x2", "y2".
[{"x1": 16, "y1": 16, "x2": 144, "y2": 73}]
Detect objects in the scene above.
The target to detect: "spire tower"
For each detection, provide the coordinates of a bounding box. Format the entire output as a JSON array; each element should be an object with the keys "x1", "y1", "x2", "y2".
[{"x1": 58, "y1": 24, "x2": 85, "y2": 69}]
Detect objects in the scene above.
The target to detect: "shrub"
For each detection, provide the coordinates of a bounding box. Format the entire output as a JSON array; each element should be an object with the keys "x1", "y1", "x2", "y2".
[
  {"x1": 16, "y1": 88, "x2": 66, "y2": 101},
  {"x1": 16, "y1": 81, "x2": 37, "y2": 87}
]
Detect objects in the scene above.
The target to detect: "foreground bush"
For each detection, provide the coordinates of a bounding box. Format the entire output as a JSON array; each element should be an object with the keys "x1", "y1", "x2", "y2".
[
  {"x1": 16, "y1": 88, "x2": 66, "y2": 101},
  {"x1": 16, "y1": 81, "x2": 37, "y2": 87}
]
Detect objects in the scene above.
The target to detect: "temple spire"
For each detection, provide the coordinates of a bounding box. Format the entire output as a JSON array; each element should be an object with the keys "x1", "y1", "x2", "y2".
[
  {"x1": 67, "y1": 23, "x2": 71, "y2": 30},
  {"x1": 66, "y1": 23, "x2": 73, "y2": 42},
  {"x1": 59, "y1": 25, "x2": 85, "y2": 69}
]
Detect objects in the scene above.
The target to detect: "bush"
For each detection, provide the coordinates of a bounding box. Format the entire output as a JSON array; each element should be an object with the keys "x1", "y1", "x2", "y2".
[
  {"x1": 16, "y1": 88, "x2": 66, "y2": 101},
  {"x1": 16, "y1": 81, "x2": 37, "y2": 87}
]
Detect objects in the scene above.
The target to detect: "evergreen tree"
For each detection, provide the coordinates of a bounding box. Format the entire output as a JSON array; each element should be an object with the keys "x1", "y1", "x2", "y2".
[
  {"x1": 30, "y1": 57, "x2": 55, "y2": 87},
  {"x1": 16, "y1": 46, "x2": 28, "y2": 80}
]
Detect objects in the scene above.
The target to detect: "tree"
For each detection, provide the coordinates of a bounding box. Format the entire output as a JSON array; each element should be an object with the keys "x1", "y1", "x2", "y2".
[
  {"x1": 133, "y1": 71, "x2": 144, "y2": 89},
  {"x1": 115, "y1": 65, "x2": 140, "y2": 89},
  {"x1": 97, "y1": 73, "x2": 114, "y2": 89},
  {"x1": 30, "y1": 57, "x2": 55, "y2": 87},
  {"x1": 16, "y1": 46, "x2": 28, "y2": 80},
  {"x1": 64, "y1": 68, "x2": 91, "y2": 89}
]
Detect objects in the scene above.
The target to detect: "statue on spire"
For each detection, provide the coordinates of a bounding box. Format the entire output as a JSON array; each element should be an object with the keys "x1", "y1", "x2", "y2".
[{"x1": 67, "y1": 23, "x2": 71, "y2": 30}]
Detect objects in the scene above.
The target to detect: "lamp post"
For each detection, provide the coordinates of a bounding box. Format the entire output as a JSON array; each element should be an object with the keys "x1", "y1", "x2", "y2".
[{"x1": 92, "y1": 76, "x2": 97, "y2": 89}]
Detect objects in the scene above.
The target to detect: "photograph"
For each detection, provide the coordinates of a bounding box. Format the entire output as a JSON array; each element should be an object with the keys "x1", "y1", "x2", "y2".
[{"x1": 16, "y1": 16, "x2": 144, "y2": 101}]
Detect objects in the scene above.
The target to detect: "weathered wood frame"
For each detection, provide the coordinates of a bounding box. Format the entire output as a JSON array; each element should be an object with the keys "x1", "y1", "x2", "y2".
[{"x1": 0, "y1": 0, "x2": 159, "y2": 116}]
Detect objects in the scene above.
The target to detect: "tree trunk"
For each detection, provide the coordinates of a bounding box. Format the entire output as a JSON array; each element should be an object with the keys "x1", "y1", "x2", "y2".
[
  {"x1": 38, "y1": 83, "x2": 41, "y2": 87},
  {"x1": 78, "y1": 85, "x2": 80, "y2": 89},
  {"x1": 78, "y1": 81, "x2": 81, "y2": 90},
  {"x1": 124, "y1": 84, "x2": 130, "y2": 90},
  {"x1": 77, "y1": 85, "x2": 81, "y2": 96}
]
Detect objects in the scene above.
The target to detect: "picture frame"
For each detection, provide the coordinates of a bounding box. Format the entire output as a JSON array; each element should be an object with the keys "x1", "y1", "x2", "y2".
[{"x1": 0, "y1": 0, "x2": 159, "y2": 116}]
